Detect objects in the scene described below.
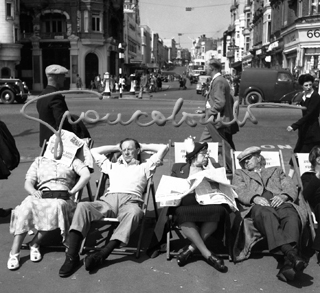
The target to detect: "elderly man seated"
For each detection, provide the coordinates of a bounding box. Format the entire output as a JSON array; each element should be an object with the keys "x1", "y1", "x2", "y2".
[
  {"x1": 232, "y1": 146, "x2": 308, "y2": 282},
  {"x1": 59, "y1": 138, "x2": 168, "y2": 277}
]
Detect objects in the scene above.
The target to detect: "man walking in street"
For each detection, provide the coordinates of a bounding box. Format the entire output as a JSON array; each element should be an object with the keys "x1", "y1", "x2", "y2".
[
  {"x1": 199, "y1": 58, "x2": 239, "y2": 171},
  {"x1": 36, "y1": 64, "x2": 73, "y2": 147}
]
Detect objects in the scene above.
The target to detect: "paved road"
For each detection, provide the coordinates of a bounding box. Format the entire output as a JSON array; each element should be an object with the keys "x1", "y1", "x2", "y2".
[{"x1": 0, "y1": 85, "x2": 319, "y2": 293}]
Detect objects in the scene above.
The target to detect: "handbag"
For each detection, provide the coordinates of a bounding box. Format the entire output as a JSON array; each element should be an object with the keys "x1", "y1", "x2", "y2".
[{"x1": 40, "y1": 188, "x2": 70, "y2": 200}]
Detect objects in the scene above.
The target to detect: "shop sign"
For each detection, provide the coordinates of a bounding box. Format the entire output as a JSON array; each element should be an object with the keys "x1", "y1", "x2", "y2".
[
  {"x1": 267, "y1": 41, "x2": 279, "y2": 52},
  {"x1": 256, "y1": 49, "x2": 262, "y2": 55}
]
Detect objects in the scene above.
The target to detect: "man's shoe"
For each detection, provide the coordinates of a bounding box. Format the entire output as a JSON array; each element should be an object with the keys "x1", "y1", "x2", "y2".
[
  {"x1": 206, "y1": 253, "x2": 227, "y2": 273},
  {"x1": 286, "y1": 251, "x2": 308, "y2": 272},
  {"x1": 277, "y1": 263, "x2": 296, "y2": 282},
  {"x1": 177, "y1": 246, "x2": 193, "y2": 267},
  {"x1": 84, "y1": 252, "x2": 104, "y2": 271},
  {"x1": 0, "y1": 208, "x2": 12, "y2": 218},
  {"x1": 59, "y1": 254, "x2": 80, "y2": 278}
]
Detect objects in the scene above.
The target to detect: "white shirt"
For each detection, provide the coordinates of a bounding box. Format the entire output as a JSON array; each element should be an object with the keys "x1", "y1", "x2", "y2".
[
  {"x1": 302, "y1": 90, "x2": 313, "y2": 101},
  {"x1": 205, "y1": 72, "x2": 222, "y2": 109},
  {"x1": 93, "y1": 153, "x2": 159, "y2": 198}
]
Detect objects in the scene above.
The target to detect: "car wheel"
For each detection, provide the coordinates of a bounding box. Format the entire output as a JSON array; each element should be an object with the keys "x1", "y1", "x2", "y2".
[
  {"x1": 0, "y1": 89, "x2": 15, "y2": 104},
  {"x1": 245, "y1": 91, "x2": 262, "y2": 104}
]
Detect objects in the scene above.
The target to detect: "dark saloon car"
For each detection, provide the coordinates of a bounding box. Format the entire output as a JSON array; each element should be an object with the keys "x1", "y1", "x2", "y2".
[{"x1": 0, "y1": 78, "x2": 29, "y2": 104}]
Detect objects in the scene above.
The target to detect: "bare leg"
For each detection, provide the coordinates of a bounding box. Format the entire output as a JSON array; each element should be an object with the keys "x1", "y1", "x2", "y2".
[
  {"x1": 29, "y1": 231, "x2": 48, "y2": 248},
  {"x1": 10, "y1": 233, "x2": 28, "y2": 255},
  {"x1": 180, "y1": 221, "x2": 218, "y2": 259}
]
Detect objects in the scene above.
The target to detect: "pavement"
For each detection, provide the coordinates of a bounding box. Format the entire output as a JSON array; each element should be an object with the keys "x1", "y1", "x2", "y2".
[
  {"x1": 28, "y1": 84, "x2": 172, "y2": 101},
  {"x1": 1, "y1": 89, "x2": 320, "y2": 293}
]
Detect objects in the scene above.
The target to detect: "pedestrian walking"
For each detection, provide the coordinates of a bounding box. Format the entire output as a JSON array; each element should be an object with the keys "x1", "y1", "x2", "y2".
[
  {"x1": 36, "y1": 64, "x2": 74, "y2": 147},
  {"x1": 287, "y1": 74, "x2": 320, "y2": 176},
  {"x1": 199, "y1": 58, "x2": 239, "y2": 172},
  {"x1": 76, "y1": 74, "x2": 82, "y2": 90}
]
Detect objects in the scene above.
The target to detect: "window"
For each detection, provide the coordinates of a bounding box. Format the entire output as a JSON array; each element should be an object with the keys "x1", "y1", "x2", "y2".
[
  {"x1": 6, "y1": 2, "x2": 12, "y2": 18},
  {"x1": 129, "y1": 40, "x2": 137, "y2": 53},
  {"x1": 92, "y1": 13, "x2": 101, "y2": 32},
  {"x1": 245, "y1": 36, "x2": 250, "y2": 52},
  {"x1": 311, "y1": 0, "x2": 320, "y2": 14},
  {"x1": 277, "y1": 73, "x2": 292, "y2": 82},
  {"x1": 84, "y1": 11, "x2": 89, "y2": 32},
  {"x1": 246, "y1": 12, "x2": 251, "y2": 28},
  {"x1": 41, "y1": 13, "x2": 66, "y2": 33}
]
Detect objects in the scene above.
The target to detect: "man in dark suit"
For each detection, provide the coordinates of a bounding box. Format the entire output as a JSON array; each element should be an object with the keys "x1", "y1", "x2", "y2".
[
  {"x1": 36, "y1": 64, "x2": 73, "y2": 147},
  {"x1": 200, "y1": 58, "x2": 239, "y2": 171}
]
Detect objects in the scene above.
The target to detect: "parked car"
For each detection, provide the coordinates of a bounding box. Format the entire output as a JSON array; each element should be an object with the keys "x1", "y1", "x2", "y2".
[
  {"x1": 239, "y1": 68, "x2": 300, "y2": 104},
  {"x1": 0, "y1": 78, "x2": 29, "y2": 104},
  {"x1": 196, "y1": 75, "x2": 211, "y2": 94}
]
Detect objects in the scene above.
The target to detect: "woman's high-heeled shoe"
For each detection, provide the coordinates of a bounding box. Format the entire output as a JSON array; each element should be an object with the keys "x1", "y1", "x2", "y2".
[
  {"x1": 177, "y1": 247, "x2": 193, "y2": 267},
  {"x1": 206, "y1": 253, "x2": 227, "y2": 273}
]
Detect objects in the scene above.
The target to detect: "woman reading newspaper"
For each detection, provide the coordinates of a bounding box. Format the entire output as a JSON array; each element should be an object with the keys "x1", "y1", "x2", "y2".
[{"x1": 149, "y1": 137, "x2": 238, "y2": 273}]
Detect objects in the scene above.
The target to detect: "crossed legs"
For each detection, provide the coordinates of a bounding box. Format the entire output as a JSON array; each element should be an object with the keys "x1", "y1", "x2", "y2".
[{"x1": 180, "y1": 221, "x2": 218, "y2": 259}]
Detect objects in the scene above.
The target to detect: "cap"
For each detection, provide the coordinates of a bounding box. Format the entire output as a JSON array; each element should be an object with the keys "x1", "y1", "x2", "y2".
[
  {"x1": 208, "y1": 58, "x2": 222, "y2": 69},
  {"x1": 185, "y1": 142, "x2": 208, "y2": 159},
  {"x1": 45, "y1": 64, "x2": 68, "y2": 75},
  {"x1": 237, "y1": 146, "x2": 261, "y2": 162}
]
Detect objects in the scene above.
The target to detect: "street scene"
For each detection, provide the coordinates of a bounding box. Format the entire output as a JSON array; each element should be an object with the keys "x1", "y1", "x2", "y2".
[
  {"x1": 1, "y1": 76, "x2": 319, "y2": 293},
  {"x1": 1, "y1": 0, "x2": 320, "y2": 293}
]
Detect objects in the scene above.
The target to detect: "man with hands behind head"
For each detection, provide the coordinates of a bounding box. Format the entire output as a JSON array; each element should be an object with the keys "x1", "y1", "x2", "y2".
[
  {"x1": 59, "y1": 138, "x2": 168, "y2": 277},
  {"x1": 232, "y1": 146, "x2": 308, "y2": 282}
]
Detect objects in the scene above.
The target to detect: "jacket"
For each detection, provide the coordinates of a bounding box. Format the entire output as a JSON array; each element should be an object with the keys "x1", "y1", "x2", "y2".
[
  {"x1": 291, "y1": 91, "x2": 320, "y2": 148},
  {"x1": 36, "y1": 85, "x2": 73, "y2": 147},
  {"x1": 206, "y1": 75, "x2": 239, "y2": 135}
]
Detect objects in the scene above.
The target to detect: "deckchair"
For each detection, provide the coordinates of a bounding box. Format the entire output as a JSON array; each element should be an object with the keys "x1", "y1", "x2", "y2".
[
  {"x1": 165, "y1": 141, "x2": 232, "y2": 260},
  {"x1": 80, "y1": 150, "x2": 161, "y2": 258},
  {"x1": 231, "y1": 149, "x2": 313, "y2": 262},
  {"x1": 291, "y1": 152, "x2": 317, "y2": 231}
]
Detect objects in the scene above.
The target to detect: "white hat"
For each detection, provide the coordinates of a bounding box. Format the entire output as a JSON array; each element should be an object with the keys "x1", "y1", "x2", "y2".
[{"x1": 45, "y1": 64, "x2": 68, "y2": 75}]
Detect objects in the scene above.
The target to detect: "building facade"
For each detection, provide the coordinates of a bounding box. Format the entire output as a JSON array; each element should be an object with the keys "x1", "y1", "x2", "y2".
[
  {"x1": 0, "y1": 0, "x2": 22, "y2": 79},
  {"x1": 9, "y1": 0, "x2": 124, "y2": 90}
]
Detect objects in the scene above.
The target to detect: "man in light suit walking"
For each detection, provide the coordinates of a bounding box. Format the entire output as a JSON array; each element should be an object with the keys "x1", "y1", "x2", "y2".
[{"x1": 199, "y1": 58, "x2": 239, "y2": 171}]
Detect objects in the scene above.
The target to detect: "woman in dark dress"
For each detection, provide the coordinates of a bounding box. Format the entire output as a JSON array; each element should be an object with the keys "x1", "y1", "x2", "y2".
[
  {"x1": 301, "y1": 145, "x2": 320, "y2": 263},
  {"x1": 287, "y1": 74, "x2": 320, "y2": 176},
  {"x1": 170, "y1": 141, "x2": 228, "y2": 272}
]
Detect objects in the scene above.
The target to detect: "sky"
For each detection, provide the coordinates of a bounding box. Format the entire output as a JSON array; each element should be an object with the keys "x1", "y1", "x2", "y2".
[{"x1": 139, "y1": 0, "x2": 232, "y2": 50}]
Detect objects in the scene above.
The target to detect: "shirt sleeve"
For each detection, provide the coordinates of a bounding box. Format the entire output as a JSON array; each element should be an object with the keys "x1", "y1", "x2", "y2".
[
  {"x1": 143, "y1": 153, "x2": 160, "y2": 179},
  {"x1": 25, "y1": 157, "x2": 40, "y2": 185},
  {"x1": 71, "y1": 157, "x2": 88, "y2": 175},
  {"x1": 91, "y1": 151, "x2": 111, "y2": 174}
]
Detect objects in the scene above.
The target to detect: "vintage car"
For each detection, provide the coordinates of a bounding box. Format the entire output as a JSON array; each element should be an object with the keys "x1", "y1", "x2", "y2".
[
  {"x1": 196, "y1": 75, "x2": 211, "y2": 94},
  {"x1": 0, "y1": 78, "x2": 29, "y2": 104}
]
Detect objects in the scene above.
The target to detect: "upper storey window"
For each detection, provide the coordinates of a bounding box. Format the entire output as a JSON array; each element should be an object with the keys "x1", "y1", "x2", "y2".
[
  {"x1": 311, "y1": 0, "x2": 320, "y2": 15},
  {"x1": 40, "y1": 13, "x2": 67, "y2": 33}
]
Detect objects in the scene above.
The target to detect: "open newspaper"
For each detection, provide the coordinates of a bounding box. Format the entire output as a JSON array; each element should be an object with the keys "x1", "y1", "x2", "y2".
[
  {"x1": 156, "y1": 167, "x2": 238, "y2": 211},
  {"x1": 43, "y1": 130, "x2": 94, "y2": 171}
]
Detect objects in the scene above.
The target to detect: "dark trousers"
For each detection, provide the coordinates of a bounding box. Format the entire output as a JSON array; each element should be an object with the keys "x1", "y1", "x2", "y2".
[{"x1": 250, "y1": 203, "x2": 301, "y2": 252}]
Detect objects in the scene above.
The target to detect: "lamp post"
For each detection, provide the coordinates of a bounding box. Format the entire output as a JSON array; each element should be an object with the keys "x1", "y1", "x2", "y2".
[{"x1": 118, "y1": 43, "x2": 125, "y2": 98}]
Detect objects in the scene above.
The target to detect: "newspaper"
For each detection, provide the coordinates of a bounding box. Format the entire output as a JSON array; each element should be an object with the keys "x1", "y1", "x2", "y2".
[
  {"x1": 156, "y1": 167, "x2": 238, "y2": 211},
  {"x1": 43, "y1": 130, "x2": 84, "y2": 167}
]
